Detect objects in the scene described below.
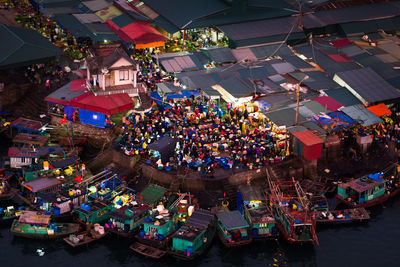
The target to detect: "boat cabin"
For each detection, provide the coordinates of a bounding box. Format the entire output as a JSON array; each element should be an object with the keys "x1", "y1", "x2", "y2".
[
  {"x1": 9, "y1": 117, "x2": 43, "y2": 136},
  {"x1": 243, "y1": 201, "x2": 277, "y2": 238},
  {"x1": 38, "y1": 188, "x2": 86, "y2": 216},
  {"x1": 74, "y1": 199, "x2": 114, "y2": 224},
  {"x1": 238, "y1": 185, "x2": 277, "y2": 238},
  {"x1": 8, "y1": 146, "x2": 65, "y2": 169},
  {"x1": 106, "y1": 204, "x2": 150, "y2": 234},
  {"x1": 12, "y1": 133, "x2": 48, "y2": 147},
  {"x1": 171, "y1": 209, "x2": 214, "y2": 256},
  {"x1": 337, "y1": 173, "x2": 386, "y2": 207},
  {"x1": 216, "y1": 210, "x2": 250, "y2": 244},
  {"x1": 23, "y1": 176, "x2": 66, "y2": 202}
]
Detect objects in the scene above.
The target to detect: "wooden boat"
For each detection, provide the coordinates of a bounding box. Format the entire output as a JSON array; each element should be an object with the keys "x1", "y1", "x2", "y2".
[
  {"x1": 315, "y1": 208, "x2": 370, "y2": 224},
  {"x1": 63, "y1": 229, "x2": 107, "y2": 247},
  {"x1": 267, "y1": 171, "x2": 318, "y2": 245},
  {"x1": 213, "y1": 206, "x2": 252, "y2": 247},
  {"x1": 238, "y1": 185, "x2": 279, "y2": 240},
  {"x1": 130, "y1": 242, "x2": 167, "y2": 259},
  {"x1": 10, "y1": 211, "x2": 80, "y2": 239},
  {"x1": 0, "y1": 206, "x2": 23, "y2": 225},
  {"x1": 168, "y1": 209, "x2": 216, "y2": 261}
]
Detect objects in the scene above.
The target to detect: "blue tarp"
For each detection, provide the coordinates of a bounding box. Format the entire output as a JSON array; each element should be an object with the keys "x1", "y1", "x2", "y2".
[
  {"x1": 79, "y1": 109, "x2": 105, "y2": 128},
  {"x1": 312, "y1": 111, "x2": 355, "y2": 132},
  {"x1": 368, "y1": 173, "x2": 383, "y2": 182},
  {"x1": 64, "y1": 105, "x2": 76, "y2": 121}
]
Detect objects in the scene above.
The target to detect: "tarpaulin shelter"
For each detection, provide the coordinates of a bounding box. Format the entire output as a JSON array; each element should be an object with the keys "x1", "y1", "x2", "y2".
[
  {"x1": 0, "y1": 25, "x2": 63, "y2": 69},
  {"x1": 292, "y1": 131, "x2": 324, "y2": 161},
  {"x1": 147, "y1": 136, "x2": 177, "y2": 164},
  {"x1": 106, "y1": 18, "x2": 167, "y2": 49},
  {"x1": 95, "y1": 5, "x2": 123, "y2": 22},
  {"x1": 45, "y1": 79, "x2": 87, "y2": 105},
  {"x1": 341, "y1": 104, "x2": 383, "y2": 127},
  {"x1": 70, "y1": 92, "x2": 133, "y2": 115},
  {"x1": 312, "y1": 111, "x2": 355, "y2": 133},
  {"x1": 79, "y1": 109, "x2": 105, "y2": 128},
  {"x1": 311, "y1": 96, "x2": 343, "y2": 112},
  {"x1": 367, "y1": 103, "x2": 392, "y2": 117}
]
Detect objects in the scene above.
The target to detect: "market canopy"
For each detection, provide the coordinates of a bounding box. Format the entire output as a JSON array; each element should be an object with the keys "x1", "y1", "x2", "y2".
[
  {"x1": 367, "y1": 103, "x2": 392, "y2": 117},
  {"x1": 292, "y1": 131, "x2": 324, "y2": 147},
  {"x1": 312, "y1": 111, "x2": 355, "y2": 133},
  {"x1": 265, "y1": 108, "x2": 306, "y2": 127},
  {"x1": 0, "y1": 25, "x2": 63, "y2": 69},
  {"x1": 311, "y1": 96, "x2": 343, "y2": 112},
  {"x1": 106, "y1": 19, "x2": 168, "y2": 48},
  {"x1": 70, "y1": 92, "x2": 133, "y2": 115},
  {"x1": 341, "y1": 104, "x2": 383, "y2": 127}
]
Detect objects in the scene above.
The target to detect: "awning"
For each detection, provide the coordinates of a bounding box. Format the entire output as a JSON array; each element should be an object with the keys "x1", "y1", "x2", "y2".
[
  {"x1": 70, "y1": 92, "x2": 133, "y2": 115},
  {"x1": 106, "y1": 19, "x2": 167, "y2": 48},
  {"x1": 341, "y1": 104, "x2": 383, "y2": 127},
  {"x1": 367, "y1": 103, "x2": 392, "y2": 117},
  {"x1": 292, "y1": 131, "x2": 324, "y2": 147}
]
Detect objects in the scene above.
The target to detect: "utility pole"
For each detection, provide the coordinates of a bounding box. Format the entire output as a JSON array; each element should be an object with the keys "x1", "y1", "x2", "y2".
[{"x1": 295, "y1": 75, "x2": 309, "y2": 125}]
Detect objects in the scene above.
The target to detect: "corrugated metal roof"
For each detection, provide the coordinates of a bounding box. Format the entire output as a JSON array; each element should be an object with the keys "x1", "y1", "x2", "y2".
[
  {"x1": 299, "y1": 106, "x2": 316, "y2": 118},
  {"x1": 216, "y1": 211, "x2": 249, "y2": 230},
  {"x1": 271, "y1": 62, "x2": 295, "y2": 74},
  {"x1": 312, "y1": 96, "x2": 343, "y2": 112},
  {"x1": 201, "y1": 46, "x2": 236, "y2": 64},
  {"x1": 231, "y1": 47, "x2": 257, "y2": 62},
  {"x1": 292, "y1": 131, "x2": 324, "y2": 146},
  {"x1": 156, "y1": 82, "x2": 182, "y2": 94},
  {"x1": 341, "y1": 104, "x2": 383, "y2": 126},
  {"x1": 351, "y1": 53, "x2": 399, "y2": 80},
  {"x1": 334, "y1": 67, "x2": 400, "y2": 104},
  {"x1": 324, "y1": 87, "x2": 361, "y2": 106},
  {"x1": 265, "y1": 107, "x2": 305, "y2": 126},
  {"x1": 73, "y1": 13, "x2": 102, "y2": 24},
  {"x1": 82, "y1": 0, "x2": 111, "y2": 12},
  {"x1": 303, "y1": 101, "x2": 330, "y2": 114},
  {"x1": 218, "y1": 16, "x2": 301, "y2": 41},
  {"x1": 218, "y1": 76, "x2": 254, "y2": 98}
]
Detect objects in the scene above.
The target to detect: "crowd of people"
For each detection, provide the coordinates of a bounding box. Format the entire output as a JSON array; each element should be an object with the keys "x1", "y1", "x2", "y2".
[{"x1": 117, "y1": 96, "x2": 288, "y2": 175}]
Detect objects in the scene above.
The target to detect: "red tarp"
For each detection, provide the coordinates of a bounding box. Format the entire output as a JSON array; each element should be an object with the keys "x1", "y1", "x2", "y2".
[
  {"x1": 70, "y1": 92, "x2": 133, "y2": 115},
  {"x1": 367, "y1": 103, "x2": 392, "y2": 117},
  {"x1": 331, "y1": 38, "x2": 352, "y2": 48},
  {"x1": 312, "y1": 96, "x2": 343, "y2": 112},
  {"x1": 292, "y1": 131, "x2": 324, "y2": 161},
  {"x1": 70, "y1": 78, "x2": 87, "y2": 92},
  {"x1": 106, "y1": 19, "x2": 168, "y2": 45},
  {"x1": 327, "y1": 54, "x2": 353, "y2": 62}
]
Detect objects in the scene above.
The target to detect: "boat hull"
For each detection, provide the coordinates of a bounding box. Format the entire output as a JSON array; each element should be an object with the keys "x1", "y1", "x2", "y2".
[
  {"x1": 217, "y1": 229, "x2": 252, "y2": 247},
  {"x1": 130, "y1": 242, "x2": 167, "y2": 259},
  {"x1": 63, "y1": 230, "x2": 107, "y2": 247},
  {"x1": 336, "y1": 194, "x2": 389, "y2": 208},
  {"x1": 11, "y1": 221, "x2": 80, "y2": 239}
]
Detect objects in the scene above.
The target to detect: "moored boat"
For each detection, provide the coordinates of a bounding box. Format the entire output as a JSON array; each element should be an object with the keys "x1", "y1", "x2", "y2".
[
  {"x1": 315, "y1": 207, "x2": 370, "y2": 224},
  {"x1": 0, "y1": 206, "x2": 24, "y2": 225},
  {"x1": 11, "y1": 211, "x2": 80, "y2": 239},
  {"x1": 215, "y1": 208, "x2": 252, "y2": 247},
  {"x1": 130, "y1": 242, "x2": 167, "y2": 259},
  {"x1": 168, "y1": 209, "x2": 215, "y2": 260},
  {"x1": 64, "y1": 225, "x2": 107, "y2": 247}
]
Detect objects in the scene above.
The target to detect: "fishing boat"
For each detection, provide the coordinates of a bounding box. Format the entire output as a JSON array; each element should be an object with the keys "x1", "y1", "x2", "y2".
[
  {"x1": 132, "y1": 195, "x2": 194, "y2": 258},
  {"x1": 105, "y1": 203, "x2": 150, "y2": 238},
  {"x1": 64, "y1": 225, "x2": 107, "y2": 247},
  {"x1": 11, "y1": 211, "x2": 80, "y2": 239},
  {"x1": 267, "y1": 171, "x2": 319, "y2": 245},
  {"x1": 239, "y1": 184, "x2": 278, "y2": 240},
  {"x1": 337, "y1": 164, "x2": 400, "y2": 208},
  {"x1": 315, "y1": 208, "x2": 370, "y2": 224},
  {"x1": 0, "y1": 169, "x2": 15, "y2": 200},
  {"x1": 168, "y1": 209, "x2": 215, "y2": 260},
  {"x1": 0, "y1": 206, "x2": 24, "y2": 225},
  {"x1": 214, "y1": 207, "x2": 252, "y2": 247}
]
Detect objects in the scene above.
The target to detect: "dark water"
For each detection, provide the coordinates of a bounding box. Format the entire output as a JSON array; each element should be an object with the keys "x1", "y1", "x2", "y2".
[
  {"x1": 1, "y1": 137, "x2": 400, "y2": 267},
  {"x1": 1, "y1": 198, "x2": 400, "y2": 267}
]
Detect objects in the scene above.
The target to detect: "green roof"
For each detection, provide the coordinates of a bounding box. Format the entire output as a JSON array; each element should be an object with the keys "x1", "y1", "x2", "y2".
[
  {"x1": 0, "y1": 25, "x2": 63, "y2": 69},
  {"x1": 217, "y1": 210, "x2": 249, "y2": 230},
  {"x1": 139, "y1": 184, "x2": 166, "y2": 205}
]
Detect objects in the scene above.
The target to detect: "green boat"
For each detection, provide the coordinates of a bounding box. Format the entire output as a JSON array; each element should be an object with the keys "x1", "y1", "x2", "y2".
[
  {"x1": 0, "y1": 206, "x2": 23, "y2": 225},
  {"x1": 11, "y1": 211, "x2": 80, "y2": 239},
  {"x1": 169, "y1": 209, "x2": 215, "y2": 260}
]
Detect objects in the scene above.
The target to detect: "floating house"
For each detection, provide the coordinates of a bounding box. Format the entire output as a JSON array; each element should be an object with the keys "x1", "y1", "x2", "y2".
[
  {"x1": 139, "y1": 184, "x2": 167, "y2": 207},
  {"x1": 74, "y1": 199, "x2": 114, "y2": 224},
  {"x1": 170, "y1": 209, "x2": 215, "y2": 260},
  {"x1": 9, "y1": 117, "x2": 43, "y2": 136},
  {"x1": 216, "y1": 210, "x2": 251, "y2": 247},
  {"x1": 239, "y1": 185, "x2": 278, "y2": 239},
  {"x1": 106, "y1": 204, "x2": 150, "y2": 237},
  {"x1": 23, "y1": 176, "x2": 66, "y2": 202},
  {"x1": 12, "y1": 133, "x2": 49, "y2": 147},
  {"x1": 38, "y1": 188, "x2": 86, "y2": 217},
  {"x1": 8, "y1": 146, "x2": 65, "y2": 169},
  {"x1": 337, "y1": 173, "x2": 388, "y2": 208}
]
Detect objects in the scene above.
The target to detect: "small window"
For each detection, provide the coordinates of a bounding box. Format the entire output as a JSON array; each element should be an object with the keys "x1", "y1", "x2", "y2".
[
  {"x1": 120, "y1": 70, "x2": 129, "y2": 81},
  {"x1": 21, "y1": 157, "x2": 25, "y2": 163}
]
